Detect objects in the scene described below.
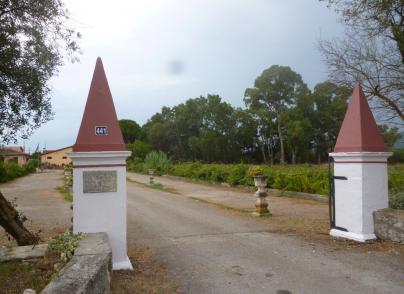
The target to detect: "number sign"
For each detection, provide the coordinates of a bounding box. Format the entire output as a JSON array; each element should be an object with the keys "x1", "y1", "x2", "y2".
[{"x1": 95, "y1": 126, "x2": 108, "y2": 136}]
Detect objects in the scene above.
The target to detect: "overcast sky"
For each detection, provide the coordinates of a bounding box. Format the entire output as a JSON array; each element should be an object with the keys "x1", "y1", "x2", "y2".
[{"x1": 18, "y1": 0, "x2": 344, "y2": 152}]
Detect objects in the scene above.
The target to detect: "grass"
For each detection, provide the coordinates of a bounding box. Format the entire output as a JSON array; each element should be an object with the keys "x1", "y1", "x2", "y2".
[
  {"x1": 56, "y1": 186, "x2": 73, "y2": 202},
  {"x1": 126, "y1": 177, "x2": 180, "y2": 195},
  {"x1": 0, "y1": 254, "x2": 58, "y2": 293}
]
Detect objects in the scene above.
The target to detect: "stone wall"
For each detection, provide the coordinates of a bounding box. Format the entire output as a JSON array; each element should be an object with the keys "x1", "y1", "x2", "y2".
[
  {"x1": 41, "y1": 232, "x2": 112, "y2": 294},
  {"x1": 373, "y1": 208, "x2": 404, "y2": 243}
]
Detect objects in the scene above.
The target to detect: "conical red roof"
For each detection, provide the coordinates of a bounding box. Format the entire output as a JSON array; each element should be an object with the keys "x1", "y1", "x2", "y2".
[
  {"x1": 73, "y1": 57, "x2": 126, "y2": 152},
  {"x1": 334, "y1": 82, "x2": 387, "y2": 152}
]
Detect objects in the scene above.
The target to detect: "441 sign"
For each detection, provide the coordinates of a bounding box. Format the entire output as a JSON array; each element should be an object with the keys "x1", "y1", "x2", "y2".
[{"x1": 95, "y1": 126, "x2": 108, "y2": 136}]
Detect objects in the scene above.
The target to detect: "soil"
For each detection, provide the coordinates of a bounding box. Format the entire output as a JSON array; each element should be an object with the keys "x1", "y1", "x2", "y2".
[
  {"x1": 111, "y1": 244, "x2": 178, "y2": 294},
  {"x1": 0, "y1": 251, "x2": 59, "y2": 294}
]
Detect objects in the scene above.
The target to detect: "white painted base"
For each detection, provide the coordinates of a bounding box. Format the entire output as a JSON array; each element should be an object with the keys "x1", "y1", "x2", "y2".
[
  {"x1": 113, "y1": 256, "x2": 133, "y2": 270},
  {"x1": 330, "y1": 229, "x2": 376, "y2": 243}
]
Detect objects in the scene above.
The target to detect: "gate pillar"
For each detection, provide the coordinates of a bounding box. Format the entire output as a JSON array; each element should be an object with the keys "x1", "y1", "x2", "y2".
[
  {"x1": 68, "y1": 58, "x2": 132, "y2": 269},
  {"x1": 329, "y1": 83, "x2": 392, "y2": 242}
]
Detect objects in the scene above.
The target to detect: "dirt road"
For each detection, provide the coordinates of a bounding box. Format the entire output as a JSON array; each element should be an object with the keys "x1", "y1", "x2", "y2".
[
  {"x1": 0, "y1": 171, "x2": 71, "y2": 245},
  {"x1": 1, "y1": 172, "x2": 403, "y2": 293},
  {"x1": 126, "y1": 176, "x2": 404, "y2": 294}
]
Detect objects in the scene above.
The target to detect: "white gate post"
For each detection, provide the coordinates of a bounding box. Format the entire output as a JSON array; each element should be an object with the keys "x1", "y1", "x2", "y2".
[
  {"x1": 68, "y1": 57, "x2": 132, "y2": 270},
  {"x1": 329, "y1": 83, "x2": 392, "y2": 242}
]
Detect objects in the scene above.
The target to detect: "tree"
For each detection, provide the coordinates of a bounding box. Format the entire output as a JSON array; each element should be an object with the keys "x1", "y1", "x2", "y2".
[
  {"x1": 378, "y1": 124, "x2": 402, "y2": 147},
  {"x1": 119, "y1": 119, "x2": 142, "y2": 143},
  {"x1": 320, "y1": 0, "x2": 404, "y2": 122},
  {"x1": 244, "y1": 65, "x2": 308, "y2": 164},
  {"x1": 310, "y1": 82, "x2": 350, "y2": 162},
  {"x1": 0, "y1": 0, "x2": 80, "y2": 245},
  {"x1": 282, "y1": 92, "x2": 315, "y2": 164},
  {"x1": 0, "y1": 0, "x2": 80, "y2": 142},
  {"x1": 127, "y1": 140, "x2": 152, "y2": 160}
]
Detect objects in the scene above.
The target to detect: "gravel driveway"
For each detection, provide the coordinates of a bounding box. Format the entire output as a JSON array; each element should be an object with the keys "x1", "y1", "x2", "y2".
[
  {"x1": 0, "y1": 171, "x2": 71, "y2": 245},
  {"x1": 126, "y1": 179, "x2": 404, "y2": 294}
]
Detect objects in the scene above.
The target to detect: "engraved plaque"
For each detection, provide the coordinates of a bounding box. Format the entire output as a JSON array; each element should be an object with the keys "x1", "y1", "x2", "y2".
[{"x1": 83, "y1": 170, "x2": 117, "y2": 193}]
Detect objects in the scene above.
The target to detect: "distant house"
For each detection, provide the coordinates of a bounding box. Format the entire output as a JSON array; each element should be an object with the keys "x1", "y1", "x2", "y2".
[
  {"x1": 41, "y1": 146, "x2": 73, "y2": 167},
  {"x1": 0, "y1": 146, "x2": 30, "y2": 165}
]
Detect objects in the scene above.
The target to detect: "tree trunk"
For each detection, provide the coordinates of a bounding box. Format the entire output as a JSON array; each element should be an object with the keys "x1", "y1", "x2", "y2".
[
  {"x1": 261, "y1": 143, "x2": 267, "y2": 163},
  {"x1": 0, "y1": 191, "x2": 39, "y2": 245},
  {"x1": 292, "y1": 150, "x2": 296, "y2": 165},
  {"x1": 278, "y1": 122, "x2": 285, "y2": 165}
]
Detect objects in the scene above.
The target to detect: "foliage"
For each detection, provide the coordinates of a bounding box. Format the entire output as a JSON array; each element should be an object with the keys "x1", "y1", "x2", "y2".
[
  {"x1": 127, "y1": 157, "x2": 145, "y2": 173},
  {"x1": 320, "y1": 0, "x2": 404, "y2": 121},
  {"x1": 244, "y1": 65, "x2": 309, "y2": 164},
  {"x1": 143, "y1": 95, "x2": 242, "y2": 163},
  {"x1": 0, "y1": 0, "x2": 80, "y2": 143},
  {"x1": 56, "y1": 186, "x2": 72, "y2": 202},
  {"x1": 379, "y1": 125, "x2": 402, "y2": 147},
  {"x1": 389, "y1": 192, "x2": 404, "y2": 210},
  {"x1": 144, "y1": 151, "x2": 171, "y2": 175},
  {"x1": 0, "y1": 160, "x2": 38, "y2": 182},
  {"x1": 389, "y1": 148, "x2": 404, "y2": 164},
  {"x1": 248, "y1": 166, "x2": 265, "y2": 177},
  {"x1": 140, "y1": 67, "x2": 352, "y2": 165},
  {"x1": 168, "y1": 163, "x2": 404, "y2": 206},
  {"x1": 48, "y1": 231, "x2": 84, "y2": 263},
  {"x1": 119, "y1": 119, "x2": 143, "y2": 143},
  {"x1": 127, "y1": 140, "x2": 152, "y2": 160}
]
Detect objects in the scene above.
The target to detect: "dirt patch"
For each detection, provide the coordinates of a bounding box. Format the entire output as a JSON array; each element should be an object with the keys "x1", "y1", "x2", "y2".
[
  {"x1": 111, "y1": 245, "x2": 179, "y2": 294},
  {"x1": 0, "y1": 251, "x2": 59, "y2": 294}
]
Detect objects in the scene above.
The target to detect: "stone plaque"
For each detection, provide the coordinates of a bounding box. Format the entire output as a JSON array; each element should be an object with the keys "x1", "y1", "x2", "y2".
[{"x1": 83, "y1": 170, "x2": 117, "y2": 193}]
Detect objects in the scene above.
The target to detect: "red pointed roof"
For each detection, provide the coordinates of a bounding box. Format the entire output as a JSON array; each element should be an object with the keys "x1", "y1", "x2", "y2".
[
  {"x1": 334, "y1": 82, "x2": 387, "y2": 152},
  {"x1": 73, "y1": 57, "x2": 126, "y2": 152}
]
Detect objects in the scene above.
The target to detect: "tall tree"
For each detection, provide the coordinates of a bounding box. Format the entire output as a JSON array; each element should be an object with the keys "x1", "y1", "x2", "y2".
[
  {"x1": 311, "y1": 81, "x2": 350, "y2": 162},
  {"x1": 119, "y1": 119, "x2": 142, "y2": 143},
  {"x1": 320, "y1": 0, "x2": 404, "y2": 122},
  {"x1": 282, "y1": 90, "x2": 315, "y2": 164},
  {"x1": 244, "y1": 65, "x2": 308, "y2": 164},
  {"x1": 0, "y1": 0, "x2": 80, "y2": 245}
]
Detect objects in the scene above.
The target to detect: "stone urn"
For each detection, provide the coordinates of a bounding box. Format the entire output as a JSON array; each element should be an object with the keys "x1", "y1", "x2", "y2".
[
  {"x1": 253, "y1": 175, "x2": 270, "y2": 216},
  {"x1": 148, "y1": 169, "x2": 155, "y2": 184}
]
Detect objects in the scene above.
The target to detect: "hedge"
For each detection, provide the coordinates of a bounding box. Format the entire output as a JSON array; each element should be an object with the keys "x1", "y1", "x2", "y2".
[
  {"x1": 0, "y1": 160, "x2": 38, "y2": 183},
  {"x1": 127, "y1": 161, "x2": 404, "y2": 209}
]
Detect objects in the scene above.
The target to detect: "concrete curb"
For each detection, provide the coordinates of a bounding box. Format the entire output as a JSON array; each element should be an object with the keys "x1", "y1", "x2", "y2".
[
  {"x1": 41, "y1": 232, "x2": 112, "y2": 294},
  {"x1": 0, "y1": 244, "x2": 48, "y2": 262}
]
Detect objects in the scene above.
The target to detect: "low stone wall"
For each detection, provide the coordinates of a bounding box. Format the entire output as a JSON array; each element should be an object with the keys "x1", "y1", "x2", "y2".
[
  {"x1": 0, "y1": 244, "x2": 48, "y2": 262},
  {"x1": 41, "y1": 232, "x2": 112, "y2": 294},
  {"x1": 373, "y1": 208, "x2": 404, "y2": 243}
]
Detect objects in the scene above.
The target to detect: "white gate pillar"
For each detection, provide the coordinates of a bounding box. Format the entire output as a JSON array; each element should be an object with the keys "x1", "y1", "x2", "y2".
[
  {"x1": 68, "y1": 57, "x2": 132, "y2": 269},
  {"x1": 329, "y1": 83, "x2": 392, "y2": 242}
]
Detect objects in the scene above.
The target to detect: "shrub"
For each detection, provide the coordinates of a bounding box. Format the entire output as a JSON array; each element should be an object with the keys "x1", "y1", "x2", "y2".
[
  {"x1": 389, "y1": 148, "x2": 404, "y2": 164},
  {"x1": 129, "y1": 161, "x2": 403, "y2": 209},
  {"x1": 127, "y1": 157, "x2": 145, "y2": 173},
  {"x1": 227, "y1": 164, "x2": 248, "y2": 186},
  {"x1": 127, "y1": 140, "x2": 152, "y2": 160},
  {"x1": 0, "y1": 160, "x2": 37, "y2": 183},
  {"x1": 389, "y1": 192, "x2": 404, "y2": 210},
  {"x1": 48, "y1": 231, "x2": 84, "y2": 262},
  {"x1": 248, "y1": 166, "x2": 265, "y2": 177},
  {"x1": 144, "y1": 151, "x2": 170, "y2": 175}
]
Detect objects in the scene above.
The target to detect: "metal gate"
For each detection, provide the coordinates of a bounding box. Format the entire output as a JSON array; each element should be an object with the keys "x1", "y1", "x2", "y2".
[{"x1": 328, "y1": 155, "x2": 348, "y2": 231}]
